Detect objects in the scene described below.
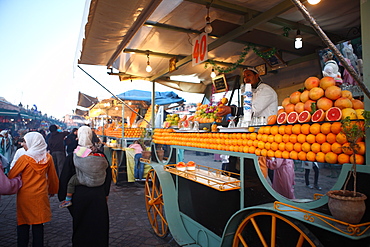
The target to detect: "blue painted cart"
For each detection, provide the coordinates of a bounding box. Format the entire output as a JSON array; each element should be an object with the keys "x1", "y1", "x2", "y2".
[{"x1": 143, "y1": 143, "x2": 370, "y2": 247}]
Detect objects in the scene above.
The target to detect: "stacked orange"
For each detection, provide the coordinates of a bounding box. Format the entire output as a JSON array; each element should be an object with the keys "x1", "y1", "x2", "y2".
[
  {"x1": 272, "y1": 76, "x2": 365, "y2": 125},
  {"x1": 153, "y1": 119, "x2": 365, "y2": 165}
]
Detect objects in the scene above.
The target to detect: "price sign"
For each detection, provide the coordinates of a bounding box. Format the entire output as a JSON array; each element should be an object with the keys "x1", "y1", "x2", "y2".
[
  {"x1": 212, "y1": 74, "x2": 228, "y2": 93},
  {"x1": 192, "y1": 33, "x2": 208, "y2": 67}
]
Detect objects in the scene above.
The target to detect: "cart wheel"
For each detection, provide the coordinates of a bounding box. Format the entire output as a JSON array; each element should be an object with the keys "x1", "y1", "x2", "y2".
[
  {"x1": 233, "y1": 210, "x2": 322, "y2": 247},
  {"x1": 111, "y1": 150, "x2": 118, "y2": 184},
  {"x1": 145, "y1": 169, "x2": 169, "y2": 238}
]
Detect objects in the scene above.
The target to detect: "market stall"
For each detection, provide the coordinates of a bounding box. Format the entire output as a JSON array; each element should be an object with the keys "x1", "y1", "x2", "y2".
[{"x1": 76, "y1": 0, "x2": 370, "y2": 245}]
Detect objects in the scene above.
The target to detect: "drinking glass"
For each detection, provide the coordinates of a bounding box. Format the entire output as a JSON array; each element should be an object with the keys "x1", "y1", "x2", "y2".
[{"x1": 228, "y1": 116, "x2": 236, "y2": 128}]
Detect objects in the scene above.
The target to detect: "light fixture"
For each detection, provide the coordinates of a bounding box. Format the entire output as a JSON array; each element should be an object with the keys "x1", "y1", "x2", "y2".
[
  {"x1": 295, "y1": 30, "x2": 303, "y2": 49},
  {"x1": 308, "y1": 0, "x2": 321, "y2": 4},
  {"x1": 146, "y1": 50, "x2": 152, "y2": 72},
  {"x1": 204, "y1": 5, "x2": 212, "y2": 33},
  {"x1": 210, "y1": 68, "x2": 216, "y2": 78}
]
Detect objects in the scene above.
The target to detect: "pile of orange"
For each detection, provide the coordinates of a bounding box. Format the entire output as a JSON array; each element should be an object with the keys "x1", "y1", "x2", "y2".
[{"x1": 153, "y1": 121, "x2": 365, "y2": 165}]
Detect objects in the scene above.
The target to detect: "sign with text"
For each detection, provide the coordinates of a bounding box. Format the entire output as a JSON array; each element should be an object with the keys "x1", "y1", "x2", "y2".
[{"x1": 192, "y1": 33, "x2": 208, "y2": 66}]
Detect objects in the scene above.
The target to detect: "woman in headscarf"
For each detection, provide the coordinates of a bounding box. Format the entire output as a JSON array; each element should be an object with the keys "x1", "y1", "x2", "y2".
[
  {"x1": 8, "y1": 132, "x2": 59, "y2": 247},
  {"x1": 58, "y1": 125, "x2": 112, "y2": 247}
]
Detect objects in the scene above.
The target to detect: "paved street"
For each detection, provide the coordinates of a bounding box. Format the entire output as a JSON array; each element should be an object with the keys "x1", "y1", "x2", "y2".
[{"x1": 0, "y1": 182, "x2": 179, "y2": 247}]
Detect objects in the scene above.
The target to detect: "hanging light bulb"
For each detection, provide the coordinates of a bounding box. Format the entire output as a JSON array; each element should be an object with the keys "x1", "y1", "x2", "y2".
[
  {"x1": 210, "y1": 68, "x2": 216, "y2": 78},
  {"x1": 295, "y1": 30, "x2": 303, "y2": 49},
  {"x1": 308, "y1": 0, "x2": 321, "y2": 5},
  {"x1": 146, "y1": 51, "x2": 152, "y2": 72},
  {"x1": 204, "y1": 5, "x2": 212, "y2": 33}
]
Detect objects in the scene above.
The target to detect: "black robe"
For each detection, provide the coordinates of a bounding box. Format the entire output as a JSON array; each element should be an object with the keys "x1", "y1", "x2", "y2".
[{"x1": 58, "y1": 152, "x2": 112, "y2": 247}]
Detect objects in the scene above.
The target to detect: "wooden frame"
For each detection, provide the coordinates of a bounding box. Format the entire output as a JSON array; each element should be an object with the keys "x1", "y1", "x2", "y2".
[
  {"x1": 212, "y1": 74, "x2": 228, "y2": 93},
  {"x1": 169, "y1": 57, "x2": 177, "y2": 72},
  {"x1": 261, "y1": 49, "x2": 287, "y2": 70}
]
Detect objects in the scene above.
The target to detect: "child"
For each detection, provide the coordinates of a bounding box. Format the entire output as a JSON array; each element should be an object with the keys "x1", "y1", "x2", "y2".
[
  {"x1": 59, "y1": 137, "x2": 108, "y2": 208},
  {"x1": 129, "y1": 140, "x2": 146, "y2": 180}
]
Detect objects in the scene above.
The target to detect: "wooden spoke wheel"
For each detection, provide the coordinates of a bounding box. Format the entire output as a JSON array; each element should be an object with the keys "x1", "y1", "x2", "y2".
[
  {"x1": 111, "y1": 150, "x2": 118, "y2": 184},
  {"x1": 233, "y1": 211, "x2": 322, "y2": 247},
  {"x1": 144, "y1": 169, "x2": 169, "y2": 238}
]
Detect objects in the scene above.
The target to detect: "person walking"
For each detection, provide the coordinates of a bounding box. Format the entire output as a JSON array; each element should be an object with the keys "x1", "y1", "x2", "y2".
[
  {"x1": 64, "y1": 128, "x2": 78, "y2": 155},
  {"x1": 8, "y1": 132, "x2": 59, "y2": 247},
  {"x1": 58, "y1": 126, "x2": 112, "y2": 247},
  {"x1": 0, "y1": 130, "x2": 14, "y2": 174},
  {"x1": 46, "y1": 125, "x2": 69, "y2": 176}
]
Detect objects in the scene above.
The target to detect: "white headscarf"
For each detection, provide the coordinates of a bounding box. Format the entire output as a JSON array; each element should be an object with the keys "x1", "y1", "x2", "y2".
[
  {"x1": 78, "y1": 126, "x2": 93, "y2": 148},
  {"x1": 24, "y1": 132, "x2": 47, "y2": 163}
]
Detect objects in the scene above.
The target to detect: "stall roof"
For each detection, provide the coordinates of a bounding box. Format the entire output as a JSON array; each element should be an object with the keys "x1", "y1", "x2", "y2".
[
  {"x1": 77, "y1": 0, "x2": 361, "y2": 93},
  {"x1": 116, "y1": 89, "x2": 185, "y2": 105}
]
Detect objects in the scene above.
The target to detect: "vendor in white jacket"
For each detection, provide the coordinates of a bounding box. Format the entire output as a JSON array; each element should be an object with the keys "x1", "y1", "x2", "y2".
[{"x1": 216, "y1": 67, "x2": 278, "y2": 118}]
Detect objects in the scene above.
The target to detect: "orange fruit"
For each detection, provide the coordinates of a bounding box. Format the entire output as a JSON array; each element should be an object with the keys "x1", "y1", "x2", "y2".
[
  {"x1": 285, "y1": 125, "x2": 293, "y2": 135},
  {"x1": 300, "y1": 90, "x2": 310, "y2": 103},
  {"x1": 306, "y1": 151, "x2": 316, "y2": 161},
  {"x1": 267, "y1": 135, "x2": 275, "y2": 143},
  {"x1": 278, "y1": 142, "x2": 286, "y2": 151},
  {"x1": 285, "y1": 104, "x2": 296, "y2": 114},
  {"x1": 257, "y1": 134, "x2": 263, "y2": 141},
  {"x1": 295, "y1": 102, "x2": 305, "y2": 113},
  {"x1": 350, "y1": 154, "x2": 364, "y2": 165},
  {"x1": 310, "y1": 123, "x2": 321, "y2": 135},
  {"x1": 297, "y1": 134, "x2": 307, "y2": 144},
  {"x1": 309, "y1": 87, "x2": 325, "y2": 100},
  {"x1": 285, "y1": 142, "x2": 294, "y2": 152},
  {"x1": 290, "y1": 150, "x2": 298, "y2": 160},
  {"x1": 294, "y1": 142, "x2": 302, "y2": 152},
  {"x1": 302, "y1": 142, "x2": 311, "y2": 153},
  {"x1": 320, "y1": 76, "x2": 336, "y2": 90},
  {"x1": 282, "y1": 134, "x2": 290, "y2": 143},
  {"x1": 258, "y1": 141, "x2": 265, "y2": 149},
  {"x1": 275, "y1": 150, "x2": 282, "y2": 158},
  {"x1": 320, "y1": 122, "x2": 332, "y2": 134},
  {"x1": 317, "y1": 97, "x2": 333, "y2": 111},
  {"x1": 298, "y1": 151, "x2": 307, "y2": 161},
  {"x1": 253, "y1": 140, "x2": 259, "y2": 147},
  {"x1": 247, "y1": 139, "x2": 254, "y2": 147},
  {"x1": 352, "y1": 99, "x2": 364, "y2": 110},
  {"x1": 267, "y1": 150, "x2": 275, "y2": 157},
  {"x1": 250, "y1": 132, "x2": 257, "y2": 140},
  {"x1": 326, "y1": 133, "x2": 337, "y2": 144},
  {"x1": 282, "y1": 151, "x2": 290, "y2": 159},
  {"x1": 341, "y1": 142, "x2": 353, "y2": 155},
  {"x1": 265, "y1": 142, "x2": 271, "y2": 150},
  {"x1": 292, "y1": 124, "x2": 301, "y2": 134},
  {"x1": 336, "y1": 133, "x2": 347, "y2": 144},
  {"x1": 300, "y1": 124, "x2": 311, "y2": 135},
  {"x1": 264, "y1": 126, "x2": 271, "y2": 134},
  {"x1": 325, "y1": 85, "x2": 342, "y2": 100},
  {"x1": 289, "y1": 134, "x2": 298, "y2": 143},
  {"x1": 248, "y1": 146, "x2": 256, "y2": 154},
  {"x1": 331, "y1": 142, "x2": 342, "y2": 154},
  {"x1": 304, "y1": 100, "x2": 316, "y2": 112},
  {"x1": 290, "y1": 91, "x2": 302, "y2": 104},
  {"x1": 255, "y1": 148, "x2": 261, "y2": 156},
  {"x1": 270, "y1": 125, "x2": 279, "y2": 135},
  {"x1": 338, "y1": 153, "x2": 350, "y2": 164},
  {"x1": 270, "y1": 142, "x2": 279, "y2": 151},
  {"x1": 325, "y1": 152, "x2": 338, "y2": 164},
  {"x1": 305, "y1": 77, "x2": 320, "y2": 90},
  {"x1": 262, "y1": 134, "x2": 269, "y2": 142},
  {"x1": 274, "y1": 134, "x2": 283, "y2": 143},
  {"x1": 278, "y1": 125, "x2": 286, "y2": 135},
  {"x1": 330, "y1": 122, "x2": 342, "y2": 134},
  {"x1": 321, "y1": 142, "x2": 332, "y2": 153},
  {"x1": 282, "y1": 97, "x2": 291, "y2": 108},
  {"x1": 315, "y1": 133, "x2": 327, "y2": 144},
  {"x1": 316, "y1": 152, "x2": 326, "y2": 163},
  {"x1": 354, "y1": 142, "x2": 365, "y2": 155},
  {"x1": 248, "y1": 127, "x2": 255, "y2": 132},
  {"x1": 267, "y1": 115, "x2": 277, "y2": 125},
  {"x1": 260, "y1": 149, "x2": 268, "y2": 157},
  {"x1": 311, "y1": 143, "x2": 321, "y2": 153},
  {"x1": 306, "y1": 134, "x2": 316, "y2": 144},
  {"x1": 258, "y1": 127, "x2": 265, "y2": 134},
  {"x1": 335, "y1": 97, "x2": 353, "y2": 109}
]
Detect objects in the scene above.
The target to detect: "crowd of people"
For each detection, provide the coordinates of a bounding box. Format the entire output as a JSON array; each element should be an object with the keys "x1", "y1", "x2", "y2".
[{"x1": 0, "y1": 124, "x2": 111, "y2": 247}]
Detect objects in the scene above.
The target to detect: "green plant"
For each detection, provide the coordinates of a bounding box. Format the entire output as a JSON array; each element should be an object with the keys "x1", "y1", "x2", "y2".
[{"x1": 341, "y1": 110, "x2": 370, "y2": 195}]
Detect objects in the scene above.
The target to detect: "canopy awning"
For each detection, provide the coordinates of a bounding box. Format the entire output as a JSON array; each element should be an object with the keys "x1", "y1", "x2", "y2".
[
  {"x1": 77, "y1": 0, "x2": 361, "y2": 93},
  {"x1": 116, "y1": 89, "x2": 185, "y2": 105}
]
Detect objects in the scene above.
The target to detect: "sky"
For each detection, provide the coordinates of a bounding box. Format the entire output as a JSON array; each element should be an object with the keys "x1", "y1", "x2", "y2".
[{"x1": 0, "y1": 0, "x2": 203, "y2": 121}]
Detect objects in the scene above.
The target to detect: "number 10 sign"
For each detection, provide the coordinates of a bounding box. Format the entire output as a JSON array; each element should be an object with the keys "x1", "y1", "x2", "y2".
[{"x1": 192, "y1": 33, "x2": 208, "y2": 67}]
